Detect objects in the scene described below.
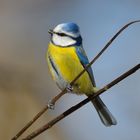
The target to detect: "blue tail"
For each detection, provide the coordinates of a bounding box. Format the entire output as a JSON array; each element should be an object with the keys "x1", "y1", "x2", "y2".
[{"x1": 91, "y1": 96, "x2": 117, "y2": 126}]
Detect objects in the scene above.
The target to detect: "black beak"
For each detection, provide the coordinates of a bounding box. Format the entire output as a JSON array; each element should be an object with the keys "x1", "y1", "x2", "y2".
[{"x1": 48, "y1": 29, "x2": 53, "y2": 35}]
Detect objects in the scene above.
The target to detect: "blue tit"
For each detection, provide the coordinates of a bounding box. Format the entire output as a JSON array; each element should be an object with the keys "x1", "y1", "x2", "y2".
[{"x1": 46, "y1": 22, "x2": 117, "y2": 126}]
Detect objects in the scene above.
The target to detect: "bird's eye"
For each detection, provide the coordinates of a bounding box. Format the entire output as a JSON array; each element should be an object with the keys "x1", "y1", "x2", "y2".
[{"x1": 56, "y1": 32, "x2": 66, "y2": 36}]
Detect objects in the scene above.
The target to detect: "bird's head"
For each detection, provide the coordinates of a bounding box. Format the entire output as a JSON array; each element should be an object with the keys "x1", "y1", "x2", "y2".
[{"x1": 48, "y1": 23, "x2": 82, "y2": 47}]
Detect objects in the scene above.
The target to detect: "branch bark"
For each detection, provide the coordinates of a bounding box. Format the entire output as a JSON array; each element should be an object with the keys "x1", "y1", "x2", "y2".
[
  {"x1": 11, "y1": 20, "x2": 140, "y2": 140},
  {"x1": 22, "y1": 64, "x2": 140, "y2": 140}
]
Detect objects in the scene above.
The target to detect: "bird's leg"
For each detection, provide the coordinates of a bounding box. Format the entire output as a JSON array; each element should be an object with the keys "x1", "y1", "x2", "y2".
[
  {"x1": 47, "y1": 83, "x2": 73, "y2": 110},
  {"x1": 47, "y1": 100, "x2": 55, "y2": 110},
  {"x1": 47, "y1": 91, "x2": 66, "y2": 110},
  {"x1": 66, "y1": 83, "x2": 73, "y2": 92}
]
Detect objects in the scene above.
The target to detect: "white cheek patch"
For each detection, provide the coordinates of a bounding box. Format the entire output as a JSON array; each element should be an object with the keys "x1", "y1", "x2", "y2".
[{"x1": 52, "y1": 34, "x2": 76, "y2": 47}]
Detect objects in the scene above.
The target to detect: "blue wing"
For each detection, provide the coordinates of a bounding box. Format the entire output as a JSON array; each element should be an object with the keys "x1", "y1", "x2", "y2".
[{"x1": 76, "y1": 46, "x2": 96, "y2": 86}]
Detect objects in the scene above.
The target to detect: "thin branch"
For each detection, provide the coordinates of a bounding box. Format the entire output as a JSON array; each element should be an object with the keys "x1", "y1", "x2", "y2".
[
  {"x1": 11, "y1": 20, "x2": 140, "y2": 140},
  {"x1": 11, "y1": 91, "x2": 66, "y2": 140},
  {"x1": 70, "y1": 20, "x2": 140, "y2": 85},
  {"x1": 22, "y1": 64, "x2": 140, "y2": 140}
]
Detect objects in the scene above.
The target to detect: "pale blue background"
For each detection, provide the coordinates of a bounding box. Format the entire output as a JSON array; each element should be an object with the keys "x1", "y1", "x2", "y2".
[{"x1": 0, "y1": 0, "x2": 140, "y2": 140}]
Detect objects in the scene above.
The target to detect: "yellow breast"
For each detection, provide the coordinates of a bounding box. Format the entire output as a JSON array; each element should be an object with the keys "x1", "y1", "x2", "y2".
[{"x1": 46, "y1": 43, "x2": 93, "y2": 94}]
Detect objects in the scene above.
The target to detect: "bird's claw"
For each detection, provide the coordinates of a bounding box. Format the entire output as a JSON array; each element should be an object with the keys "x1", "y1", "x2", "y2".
[
  {"x1": 47, "y1": 100, "x2": 55, "y2": 110},
  {"x1": 66, "y1": 84, "x2": 73, "y2": 92}
]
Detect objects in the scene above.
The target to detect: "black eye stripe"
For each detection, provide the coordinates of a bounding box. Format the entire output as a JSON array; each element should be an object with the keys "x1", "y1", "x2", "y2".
[
  {"x1": 55, "y1": 32, "x2": 77, "y2": 39},
  {"x1": 53, "y1": 31, "x2": 82, "y2": 44},
  {"x1": 48, "y1": 29, "x2": 75, "y2": 38},
  {"x1": 56, "y1": 32, "x2": 66, "y2": 36},
  {"x1": 53, "y1": 31, "x2": 73, "y2": 38}
]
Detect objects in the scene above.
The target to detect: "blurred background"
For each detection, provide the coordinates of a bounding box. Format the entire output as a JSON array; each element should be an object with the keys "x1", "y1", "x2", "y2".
[{"x1": 0, "y1": 0, "x2": 140, "y2": 140}]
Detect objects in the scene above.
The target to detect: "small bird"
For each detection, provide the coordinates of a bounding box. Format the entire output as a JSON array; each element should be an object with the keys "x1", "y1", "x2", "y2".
[{"x1": 46, "y1": 22, "x2": 117, "y2": 126}]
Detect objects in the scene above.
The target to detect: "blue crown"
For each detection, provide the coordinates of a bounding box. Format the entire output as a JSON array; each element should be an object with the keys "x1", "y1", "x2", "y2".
[{"x1": 61, "y1": 23, "x2": 79, "y2": 33}]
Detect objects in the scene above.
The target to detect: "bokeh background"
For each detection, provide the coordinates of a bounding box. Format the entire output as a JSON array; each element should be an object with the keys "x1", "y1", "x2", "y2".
[{"x1": 0, "y1": 0, "x2": 140, "y2": 140}]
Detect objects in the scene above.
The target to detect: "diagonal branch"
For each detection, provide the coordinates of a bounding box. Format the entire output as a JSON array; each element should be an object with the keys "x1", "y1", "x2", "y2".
[
  {"x1": 22, "y1": 64, "x2": 140, "y2": 140},
  {"x1": 11, "y1": 20, "x2": 140, "y2": 140},
  {"x1": 70, "y1": 20, "x2": 140, "y2": 85}
]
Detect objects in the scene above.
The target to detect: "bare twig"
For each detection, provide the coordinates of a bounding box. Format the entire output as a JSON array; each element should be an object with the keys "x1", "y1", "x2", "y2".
[
  {"x1": 22, "y1": 64, "x2": 140, "y2": 140},
  {"x1": 70, "y1": 20, "x2": 140, "y2": 85},
  {"x1": 11, "y1": 20, "x2": 140, "y2": 140},
  {"x1": 11, "y1": 91, "x2": 66, "y2": 140}
]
